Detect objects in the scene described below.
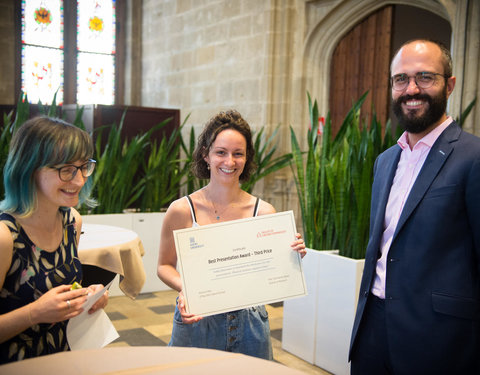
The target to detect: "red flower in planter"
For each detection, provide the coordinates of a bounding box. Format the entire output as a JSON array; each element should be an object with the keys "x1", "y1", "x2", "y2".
[
  {"x1": 309, "y1": 116, "x2": 325, "y2": 135},
  {"x1": 318, "y1": 116, "x2": 325, "y2": 135}
]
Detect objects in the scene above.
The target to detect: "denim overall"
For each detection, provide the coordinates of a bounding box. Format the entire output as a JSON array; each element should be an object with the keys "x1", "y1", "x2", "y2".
[{"x1": 168, "y1": 196, "x2": 273, "y2": 360}]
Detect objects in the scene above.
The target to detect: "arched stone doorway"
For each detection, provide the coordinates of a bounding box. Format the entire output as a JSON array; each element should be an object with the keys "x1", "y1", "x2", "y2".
[
  {"x1": 299, "y1": 0, "x2": 453, "y2": 141},
  {"x1": 328, "y1": 4, "x2": 451, "y2": 135}
]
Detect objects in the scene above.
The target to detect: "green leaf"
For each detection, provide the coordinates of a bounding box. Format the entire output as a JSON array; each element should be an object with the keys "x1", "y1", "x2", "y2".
[
  {"x1": 241, "y1": 125, "x2": 292, "y2": 194},
  {"x1": 289, "y1": 91, "x2": 410, "y2": 258},
  {"x1": 456, "y1": 97, "x2": 477, "y2": 128}
]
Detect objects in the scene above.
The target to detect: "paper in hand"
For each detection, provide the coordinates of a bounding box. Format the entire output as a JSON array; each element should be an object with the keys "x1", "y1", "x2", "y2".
[{"x1": 66, "y1": 281, "x2": 119, "y2": 350}]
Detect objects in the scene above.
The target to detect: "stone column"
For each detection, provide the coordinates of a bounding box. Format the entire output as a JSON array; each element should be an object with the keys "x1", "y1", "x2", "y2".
[{"x1": 448, "y1": 0, "x2": 480, "y2": 135}]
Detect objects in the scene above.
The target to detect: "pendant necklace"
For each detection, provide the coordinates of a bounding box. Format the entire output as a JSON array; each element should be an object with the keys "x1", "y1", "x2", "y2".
[
  {"x1": 205, "y1": 189, "x2": 233, "y2": 220},
  {"x1": 210, "y1": 199, "x2": 230, "y2": 220},
  {"x1": 212, "y1": 203, "x2": 221, "y2": 220}
]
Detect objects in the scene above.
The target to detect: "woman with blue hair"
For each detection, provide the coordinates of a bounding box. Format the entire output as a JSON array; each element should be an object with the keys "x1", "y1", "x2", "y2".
[{"x1": 0, "y1": 116, "x2": 108, "y2": 364}]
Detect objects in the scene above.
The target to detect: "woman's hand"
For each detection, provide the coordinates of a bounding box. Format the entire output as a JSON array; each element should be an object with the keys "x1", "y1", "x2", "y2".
[
  {"x1": 291, "y1": 233, "x2": 307, "y2": 258},
  {"x1": 30, "y1": 284, "x2": 88, "y2": 324},
  {"x1": 86, "y1": 284, "x2": 109, "y2": 314},
  {"x1": 178, "y1": 290, "x2": 203, "y2": 324}
]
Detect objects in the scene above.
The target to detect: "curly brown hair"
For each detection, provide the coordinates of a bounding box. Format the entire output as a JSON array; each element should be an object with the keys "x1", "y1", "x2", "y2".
[{"x1": 192, "y1": 110, "x2": 256, "y2": 182}]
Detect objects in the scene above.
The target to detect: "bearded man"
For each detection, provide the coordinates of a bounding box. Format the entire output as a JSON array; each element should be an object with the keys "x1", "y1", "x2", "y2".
[{"x1": 349, "y1": 39, "x2": 480, "y2": 375}]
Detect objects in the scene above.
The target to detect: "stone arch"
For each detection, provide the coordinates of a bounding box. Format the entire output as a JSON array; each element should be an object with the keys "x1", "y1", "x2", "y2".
[{"x1": 299, "y1": 0, "x2": 453, "y2": 138}]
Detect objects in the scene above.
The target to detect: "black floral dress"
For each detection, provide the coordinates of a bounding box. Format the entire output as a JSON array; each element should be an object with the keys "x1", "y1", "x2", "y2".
[{"x1": 0, "y1": 209, "x2": 83, "y2": 364}]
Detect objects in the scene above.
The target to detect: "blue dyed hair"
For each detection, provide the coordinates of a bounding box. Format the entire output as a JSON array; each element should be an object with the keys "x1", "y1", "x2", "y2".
[{"x1": 0, "y1": 116, "x2": 96, "y2": 217}]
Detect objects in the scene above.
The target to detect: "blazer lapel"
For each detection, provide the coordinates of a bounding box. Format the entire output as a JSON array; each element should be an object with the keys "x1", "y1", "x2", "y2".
[
  {"x1": 367, "y1": 145, "x2": 402, "y2": 258},
  {"x1": 370, "y1": 147, "x2": 401, "y2": 244},
  {"x1": 393, "y1": 122, "x2": 461, "y2": 240}
]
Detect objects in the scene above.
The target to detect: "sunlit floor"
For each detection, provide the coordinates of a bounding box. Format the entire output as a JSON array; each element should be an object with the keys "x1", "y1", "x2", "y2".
[{"x1": 104, "y1": 289, "x2": 330, "y2": 374}]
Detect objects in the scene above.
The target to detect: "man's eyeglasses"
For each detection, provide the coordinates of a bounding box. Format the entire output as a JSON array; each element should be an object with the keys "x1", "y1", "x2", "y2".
[
  {"x1": 391, "y1": 72, "x2": 449, "y2": 91},
  {"x1": 52, "y1": 159, "x2": 96, "y2": 182}
]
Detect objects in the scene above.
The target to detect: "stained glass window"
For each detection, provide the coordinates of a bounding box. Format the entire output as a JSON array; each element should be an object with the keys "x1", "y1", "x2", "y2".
[
  {"x1": 77, "y1": 53, "x2": 115, "y2": 105},
  {"x1": 21, "y1": 0, "x2": 116, "y2": 105},
  {"x1": 77, "y1": 0, "x2": 115, "y2": 54},
  {"x1": 77, "y1": 0, "x2": 116, "y2": 105},
  {"x1": 22, "y1": 45, "x2": 64, "y2": 105},
  {"x1": 21, "y1": 0, "x2": 64, "y2": 104}
]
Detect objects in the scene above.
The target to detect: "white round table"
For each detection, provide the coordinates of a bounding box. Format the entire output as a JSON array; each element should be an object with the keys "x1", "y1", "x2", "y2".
[{"x1": 78, "y1": 224, "x2": 146, "y2": 298}]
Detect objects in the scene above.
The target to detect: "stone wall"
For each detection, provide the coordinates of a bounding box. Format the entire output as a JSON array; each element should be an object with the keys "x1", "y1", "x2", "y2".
[
  {"x1": 0, "y1": 0, "x2": 15, "y2": 105},
  {"x1": 141, "y1": 0, "x2": 272, "y2": 130}
]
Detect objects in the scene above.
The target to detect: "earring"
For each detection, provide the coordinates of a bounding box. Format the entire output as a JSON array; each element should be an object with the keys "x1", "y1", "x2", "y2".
[{"x1": 207, "y1": 164, "x2": 210, "y2": 170}]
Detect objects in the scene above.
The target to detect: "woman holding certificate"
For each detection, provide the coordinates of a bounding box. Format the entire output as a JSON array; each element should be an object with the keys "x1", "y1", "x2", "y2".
[{"x1": 158, "y1": 110, "x2": 306, "y2": 360}]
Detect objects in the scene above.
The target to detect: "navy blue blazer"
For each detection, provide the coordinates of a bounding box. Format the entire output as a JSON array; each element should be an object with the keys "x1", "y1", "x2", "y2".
[{"x1": 349, "y1": 121, "x2": 480, "y2": 374}]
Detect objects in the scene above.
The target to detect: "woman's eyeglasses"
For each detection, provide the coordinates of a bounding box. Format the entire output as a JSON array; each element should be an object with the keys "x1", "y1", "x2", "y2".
[{"x1": 51, "y1": 159, "x2": 96, "y2": 182}]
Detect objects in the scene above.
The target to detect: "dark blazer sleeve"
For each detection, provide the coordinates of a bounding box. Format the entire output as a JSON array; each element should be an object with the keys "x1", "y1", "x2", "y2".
[{"x1": 466, "y1": 157, "x2": 480, "y2": 275}]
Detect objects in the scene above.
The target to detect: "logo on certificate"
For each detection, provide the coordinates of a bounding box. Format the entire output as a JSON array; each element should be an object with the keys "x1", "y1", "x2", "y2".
[
  {"x1": 257, "y1": 228, "x2": 287, "y2": 238},
  {"x1": 189, "y1": 236, "x2": 204, "y2": 250}
]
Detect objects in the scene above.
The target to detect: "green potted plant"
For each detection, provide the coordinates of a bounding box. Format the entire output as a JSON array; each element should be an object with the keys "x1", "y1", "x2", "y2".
[
  {"x1": 283, "y1": 92, "x2": 398, "y2": 374},
  {"x1": 290, "y1": 92, "x2": 397, "y2": 257},
  {"x1": 80, "y1": 113, "x2": 189, "y2": 295}
]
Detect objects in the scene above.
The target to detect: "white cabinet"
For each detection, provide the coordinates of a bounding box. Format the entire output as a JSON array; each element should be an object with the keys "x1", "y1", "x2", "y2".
[{"x1": 282, "y1": 249, "x2": 364, "y2": 375}]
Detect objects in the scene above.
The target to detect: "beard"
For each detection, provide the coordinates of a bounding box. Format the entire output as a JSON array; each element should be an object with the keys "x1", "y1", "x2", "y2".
[{"x1": 392, "y1": 86, "x2": 447, "y2": 134}]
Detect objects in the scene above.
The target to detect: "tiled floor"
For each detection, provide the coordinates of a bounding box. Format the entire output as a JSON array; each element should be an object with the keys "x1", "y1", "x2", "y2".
[{"x1": 104, "y1": 290, "x2": 331, "y2": 374}]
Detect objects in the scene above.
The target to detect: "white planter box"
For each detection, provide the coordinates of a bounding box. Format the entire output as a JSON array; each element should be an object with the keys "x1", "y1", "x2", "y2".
[
  {"x1": 82, "y1": 212, "x2": 170, "y2": 296},
  {"x1": 282, "y1": 249, "x2": 364, "y2": 375}
]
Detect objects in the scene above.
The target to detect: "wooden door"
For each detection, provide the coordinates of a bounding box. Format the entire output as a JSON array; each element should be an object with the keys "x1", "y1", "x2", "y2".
[{"x1": 329, "y1": 6, "x2": 393, "y2": 135}]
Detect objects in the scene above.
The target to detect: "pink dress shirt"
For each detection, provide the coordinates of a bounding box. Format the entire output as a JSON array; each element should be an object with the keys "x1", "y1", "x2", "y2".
[{"x1": 371, "y1": 117, "x2": 453, "y2": 299}]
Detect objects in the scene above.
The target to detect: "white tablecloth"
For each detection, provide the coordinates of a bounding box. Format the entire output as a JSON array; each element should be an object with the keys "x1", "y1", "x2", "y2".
[
  {"x1": 0, "y1": 347, "x2": 307, "y2": 374},
  {"x1": 78, "y1": 224, "x2": 146, "y2": 298}
]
